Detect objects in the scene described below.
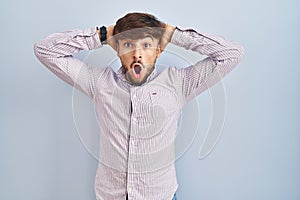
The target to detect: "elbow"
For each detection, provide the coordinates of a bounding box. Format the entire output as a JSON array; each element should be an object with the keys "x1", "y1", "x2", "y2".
[
  {"x1": 33, "y1": 41, "x2": 51, "y2": 61},
  {"x1": 33, "y1": 42, "x2": 43, "y2": 59},
  {"x1": 235, "y1": 44, "x2": 244, "y2": 64}
]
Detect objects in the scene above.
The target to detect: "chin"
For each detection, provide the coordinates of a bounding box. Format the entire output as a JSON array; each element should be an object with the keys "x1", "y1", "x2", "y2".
[
  {"x1": 131, "y1": 79, "x2": 146, "y2": 86},
  {"x1": 130, "y1": 76, "x2": 148, "y2": 86}
]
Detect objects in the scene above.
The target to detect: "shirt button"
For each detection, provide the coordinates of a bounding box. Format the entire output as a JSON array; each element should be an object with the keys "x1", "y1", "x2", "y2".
[
  {"x1": 128, "y1": 164, "x2": 134, "y2": 171},
  {"x1": 131, "y1": 140, "x2": 135, "y2": 145},
  {"x1": 132, "y1": 117, "x2": 137, "y2": 122},
  {"x1": 132, "y1": 94, "x2": 137, "y2": 99},
  {"x1": 128, "y1": 187, "x2": 132, "y2": 193}
]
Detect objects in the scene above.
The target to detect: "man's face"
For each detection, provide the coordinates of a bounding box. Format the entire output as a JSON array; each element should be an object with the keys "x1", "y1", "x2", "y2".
[{"x1": 117, "y1": 36, "x2": 161, "y2": 86}]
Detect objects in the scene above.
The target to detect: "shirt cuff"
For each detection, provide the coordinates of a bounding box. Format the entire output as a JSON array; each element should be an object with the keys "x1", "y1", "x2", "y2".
[
  {"x1": 83, "y1": 27, "x2": 103, "y2": 50},
  {"x1": 170, "y1": 27, "x2": 205, "y2": 49}
]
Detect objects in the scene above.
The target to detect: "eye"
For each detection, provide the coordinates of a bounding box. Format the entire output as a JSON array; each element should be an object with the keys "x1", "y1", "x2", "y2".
[
  {"x1": 124, "y1": 42, "x2": 132, "y2": 48},
  {"x1": 144, "y1": 43, "x2": 151, "y2": 48}
]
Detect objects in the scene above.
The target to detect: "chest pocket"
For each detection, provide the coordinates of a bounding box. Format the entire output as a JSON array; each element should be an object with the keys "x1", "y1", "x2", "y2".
[
  {"x1": 149, "y1": 90, "x2": 160, "y2": 103},
  {"x1": 148, "y1": 87, "x2": 180, "y2": 115},
  {"x1": 131, "y1": 85, "x2": 181, "y2": 138}
]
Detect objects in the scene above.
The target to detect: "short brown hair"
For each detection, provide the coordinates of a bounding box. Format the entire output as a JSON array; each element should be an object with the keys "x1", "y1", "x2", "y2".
[{"x1": 113, "y1": 12, "x2": 165, "y2": 42}]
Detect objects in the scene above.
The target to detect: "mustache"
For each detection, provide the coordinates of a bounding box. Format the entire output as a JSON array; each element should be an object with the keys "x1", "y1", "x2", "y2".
[{"x1": 130, "y1": 61, "x2": 143, "y2": 68}]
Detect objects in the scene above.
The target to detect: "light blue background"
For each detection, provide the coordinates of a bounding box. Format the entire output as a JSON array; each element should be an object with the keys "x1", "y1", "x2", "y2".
[{"x1": 1, "y1": 0, "x2": 299, "y2": 199}]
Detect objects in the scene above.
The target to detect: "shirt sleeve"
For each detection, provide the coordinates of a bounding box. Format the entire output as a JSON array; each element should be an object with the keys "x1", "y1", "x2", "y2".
[
  {"x1": 33, "y1": 27, "x2": 104, "y2": 99},
  {"x1": 170, "y1": 27, "x2": 244, "y2": 103}
]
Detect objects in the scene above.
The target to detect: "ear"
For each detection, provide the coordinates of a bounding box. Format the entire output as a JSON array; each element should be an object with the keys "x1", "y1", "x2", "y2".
[
  {"x1": 116, "y1": 43, "x2": 120, "y2": 57},
  {"x1": 156, "y1": 46, "x2": 161, "y2": 58}
]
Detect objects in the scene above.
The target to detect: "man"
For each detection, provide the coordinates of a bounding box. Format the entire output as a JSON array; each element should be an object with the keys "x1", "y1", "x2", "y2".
[{"x1": 34, "y1": 12, "x2": 243, "y2": 200}]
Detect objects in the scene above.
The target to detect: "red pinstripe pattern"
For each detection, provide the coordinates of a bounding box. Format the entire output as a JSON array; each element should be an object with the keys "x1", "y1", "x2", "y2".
[{"x1": 34, "y1": 27, "x2": 243, "y2": 200}]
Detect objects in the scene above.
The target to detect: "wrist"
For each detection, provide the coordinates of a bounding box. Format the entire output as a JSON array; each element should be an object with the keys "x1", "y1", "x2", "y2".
[{"x1": 97, "y1": 26, "x2": 107, "y2": 44}]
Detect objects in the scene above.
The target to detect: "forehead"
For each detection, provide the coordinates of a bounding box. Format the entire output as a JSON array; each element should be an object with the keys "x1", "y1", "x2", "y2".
[{"x1": 118, "y1": 36, "x2": 158, "y2": 44}]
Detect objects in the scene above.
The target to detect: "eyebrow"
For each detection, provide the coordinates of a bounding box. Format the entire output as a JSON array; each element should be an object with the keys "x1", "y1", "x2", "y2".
[
  {"x1": 121, "y1": 36, "x2": 155, "y2": 43},
  {"x1": 143, "y1": 35, "x2": 155, "y2": 42}
]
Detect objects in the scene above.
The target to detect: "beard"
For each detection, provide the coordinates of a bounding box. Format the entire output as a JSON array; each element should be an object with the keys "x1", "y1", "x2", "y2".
[{"x1": 123, "y1": 60, "x2": 156, "y2": 86}]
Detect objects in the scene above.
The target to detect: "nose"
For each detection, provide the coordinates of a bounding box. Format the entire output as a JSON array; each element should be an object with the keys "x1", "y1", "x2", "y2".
[{"x1": 132, "y1": 48, "x2": 142, "y2": 61}]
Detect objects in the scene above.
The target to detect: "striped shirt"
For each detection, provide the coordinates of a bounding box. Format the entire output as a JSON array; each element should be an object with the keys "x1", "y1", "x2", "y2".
[{"x1": 34, "y1": 27, "x2": 243, "y2": 200}]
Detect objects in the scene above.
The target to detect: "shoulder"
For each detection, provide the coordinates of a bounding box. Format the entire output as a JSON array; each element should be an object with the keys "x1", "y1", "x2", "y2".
[
  {"x1": 160, "y1": 66, "x2": 182, "y2": 78},
  {"x1": 153, "y1": 66, "x2": 182, "y2": 86}
]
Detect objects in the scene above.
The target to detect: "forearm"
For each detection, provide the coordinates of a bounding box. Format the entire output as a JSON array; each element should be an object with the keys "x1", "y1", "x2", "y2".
[
  {"x1": 33, "y1": 27, "x2": 104, "y2": 98},
  {"x1": 171, "y1": 27, "x2": 243, "y2": 64},
  {"x1": 34, "y1": 27, "x2": 102, "y2": 58},
  {"x1": 170, "y1": 27, "x2": 244, "y2": 101}
]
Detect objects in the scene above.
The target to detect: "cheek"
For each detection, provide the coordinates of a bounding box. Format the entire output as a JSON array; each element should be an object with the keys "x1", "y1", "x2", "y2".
[
  {"x1": 145, "y1": 50, "x2": 159, "y2": 61},
  {"x1": 147, "y1": 55, "x2": 158, "y2": 64},
  {"x1": 119, "y1": 55, "x2": 132, "y2": 65}
]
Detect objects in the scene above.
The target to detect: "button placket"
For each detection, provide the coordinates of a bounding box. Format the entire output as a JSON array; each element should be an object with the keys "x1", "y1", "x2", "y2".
[{"x1": 127, "y1": 88, "x2": 140, "y2": 197}]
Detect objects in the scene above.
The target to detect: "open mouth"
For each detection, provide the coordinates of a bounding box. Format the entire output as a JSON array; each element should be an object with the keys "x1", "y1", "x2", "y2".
[
  {"x1": 131, "y1": 63, "x2": 143, "y2": 79},
  {"x1": 134, "y1": 65, "x2": 142, "y2": 74}
]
